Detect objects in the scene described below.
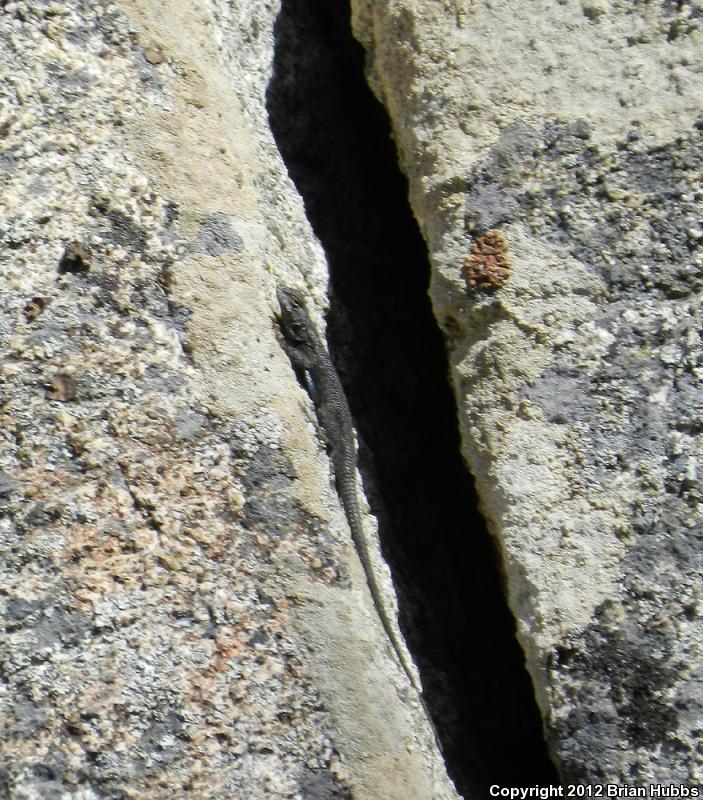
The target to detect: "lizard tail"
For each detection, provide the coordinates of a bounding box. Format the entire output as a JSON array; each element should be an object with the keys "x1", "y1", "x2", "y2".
[
  {"x1": 341, "y1": 489, "x2": 446, "y2": 757},
  {"x1": 341, "y1": 491, "x2": 422, "y2": 695}
]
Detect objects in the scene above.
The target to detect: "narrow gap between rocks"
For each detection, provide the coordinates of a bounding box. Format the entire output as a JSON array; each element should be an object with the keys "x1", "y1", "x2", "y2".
[{"x1": 266, "y1": 2, "x2": 559, "y2": 795}]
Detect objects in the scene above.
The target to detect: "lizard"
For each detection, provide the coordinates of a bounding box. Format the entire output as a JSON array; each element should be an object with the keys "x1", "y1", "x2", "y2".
[{"x1": 275, "y1": 286, "x2": 423, "y2": 697}]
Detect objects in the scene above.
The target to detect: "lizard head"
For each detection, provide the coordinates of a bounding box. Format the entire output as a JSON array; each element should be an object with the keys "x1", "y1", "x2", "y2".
[{"x1": 276, "y1": 286, "x2": 314, "y2": 347}]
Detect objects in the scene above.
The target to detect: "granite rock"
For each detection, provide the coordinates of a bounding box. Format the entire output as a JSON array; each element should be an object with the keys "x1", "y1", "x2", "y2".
[
  {"x1": 351, "y1": 0, "x2": 703, "y2": 785},
  {"x1": 0, "y1": 1, "x2": 451, "y2": 798}
]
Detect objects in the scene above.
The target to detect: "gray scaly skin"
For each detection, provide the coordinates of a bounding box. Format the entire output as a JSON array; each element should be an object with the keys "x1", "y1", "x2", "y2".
[{"x1": 276, "y1": 286, "x2": 422, "y2": 696}]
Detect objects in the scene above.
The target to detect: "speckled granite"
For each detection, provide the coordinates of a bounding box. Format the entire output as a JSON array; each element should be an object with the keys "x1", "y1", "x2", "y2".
[{"x1": 0, "y1": 2, "x2": 452, "y2": 798}]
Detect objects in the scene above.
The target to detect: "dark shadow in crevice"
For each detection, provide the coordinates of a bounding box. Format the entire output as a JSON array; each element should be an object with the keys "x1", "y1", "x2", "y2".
[{"x1": 266, "y1": 2, "x2": 558, "y2": 795}]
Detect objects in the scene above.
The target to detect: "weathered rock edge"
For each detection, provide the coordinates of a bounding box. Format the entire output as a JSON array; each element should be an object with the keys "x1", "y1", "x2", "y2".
[{"x1": 351, "y1": 0, "x2": 703, "y2": 786}]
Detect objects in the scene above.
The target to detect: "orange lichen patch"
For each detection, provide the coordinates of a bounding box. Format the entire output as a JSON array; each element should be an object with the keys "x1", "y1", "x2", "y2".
[{"x1": 463, "y1": 229, "x2": 511, "y2": 290}]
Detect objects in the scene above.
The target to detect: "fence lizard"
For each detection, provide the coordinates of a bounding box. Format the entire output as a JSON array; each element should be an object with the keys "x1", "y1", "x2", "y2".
[{"x1": 275, "y1": 286, "x2": 422, "y2": 696}]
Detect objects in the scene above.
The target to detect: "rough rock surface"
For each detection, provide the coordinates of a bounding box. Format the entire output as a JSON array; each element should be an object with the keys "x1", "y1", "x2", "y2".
[
  {"x1": 0, "y1": 1, "x2": 451, "y2": 798},
  {"x1": 351, "y1": 0, "x2": 703, "y2": 786}
]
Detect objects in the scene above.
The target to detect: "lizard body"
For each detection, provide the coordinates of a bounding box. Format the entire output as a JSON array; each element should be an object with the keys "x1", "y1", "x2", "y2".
[{"x1": 276, "y1": 286, "x2": 422, "y2": 695}]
